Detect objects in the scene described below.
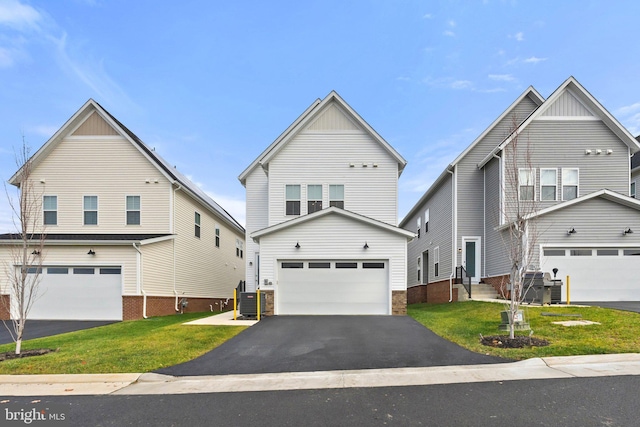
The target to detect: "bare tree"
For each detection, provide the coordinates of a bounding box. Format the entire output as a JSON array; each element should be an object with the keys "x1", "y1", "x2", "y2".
[
  {"x1": 1, "y1": 138, "x2": 46, "y2": 355},
  {"x1": 499, "y1": 116, "x2": 539, "y2": 339}
]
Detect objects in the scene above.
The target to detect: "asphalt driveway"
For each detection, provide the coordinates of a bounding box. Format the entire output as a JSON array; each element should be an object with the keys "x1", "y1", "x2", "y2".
[
  {"x1": 575, "y1": 302, "x2": 640, "y2": 313},
  {"x1": 0, "y1": 320, "x2": 116, "y2": 345},
  {"x1": 157, "y1": 315, "x2": 507, "y2": 376}
]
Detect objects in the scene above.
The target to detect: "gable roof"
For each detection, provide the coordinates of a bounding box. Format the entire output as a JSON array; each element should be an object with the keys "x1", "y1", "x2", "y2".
[
  {"x1": 478, "y1": 76, "x2": 640, "y2": 168},
  {"x1": 238, "y1": 91, "x2": 407, "y2": 185},
  {"x1": 9, "y1": 99, "x2": 244, "y2": 234},
  {"x1": 251, "y1": 206, "x2": 415, "y2": 242}
]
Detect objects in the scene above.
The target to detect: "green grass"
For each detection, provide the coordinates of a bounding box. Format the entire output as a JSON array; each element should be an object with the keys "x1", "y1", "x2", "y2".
[
  {"x1": 0, "y1": 312, "x2": 247, "y2": 374},
  {"x1": 408, "y1": 301, "x2": 640, "y2": 360}
]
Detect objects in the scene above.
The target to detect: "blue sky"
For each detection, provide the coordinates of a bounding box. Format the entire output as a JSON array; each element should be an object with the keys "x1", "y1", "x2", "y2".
[{"x1": 1, "y1": 0, "x2": 640, "y2": 232}]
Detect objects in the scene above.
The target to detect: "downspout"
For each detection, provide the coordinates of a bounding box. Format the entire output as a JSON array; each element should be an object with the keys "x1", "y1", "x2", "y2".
[
  {"x1": 173, "y1": 183, "x2": 182, "y2": 312},
  {"x1": 448, "y1": 167, "x2": 456, "y2": 302},
  {"x1": 133, "y1": 243, "x2": 146, "y2": 319}
]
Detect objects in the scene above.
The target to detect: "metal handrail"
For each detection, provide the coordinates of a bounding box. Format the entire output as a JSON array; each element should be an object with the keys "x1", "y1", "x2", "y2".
[{"x1": 455, "y1": 266, "x2": 472, "y2": 299}]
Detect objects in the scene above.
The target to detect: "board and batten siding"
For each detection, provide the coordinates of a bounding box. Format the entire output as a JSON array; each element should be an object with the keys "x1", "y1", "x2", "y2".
[
  {"x1": 267, "y1": 132, "x2": 399, "y2": 226},
  {"x1": 244, "y1": 167, "x2": 269, "y2": 292},
  {"x1": 257, "y1": 214, "x2": 407, "y2": 292},
  {"x1": 483, "y1": 156, "x2": 511, "y2": 276},
  {"x1": 456, "y1": 94, "x2": 541, "y2": 273},
  {"x1": 405, "y1": 174, "x2": 453, "y2": 285},
  {"x1": 173, "y1": 191, "x2": 244, "y2": 298},
  {"x1": 32, "y1": 135, "x2": 172, "y2": 234}
]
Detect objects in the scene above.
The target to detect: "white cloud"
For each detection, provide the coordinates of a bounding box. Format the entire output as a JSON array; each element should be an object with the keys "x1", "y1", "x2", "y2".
[
  {"x1": 616, "y1": 102, "x2": 640, "y2": 116},
  {"x1": 0, "y1": 0, "x2": 42, "y2": 31},
  {"x1": 488, "y1": 74, "x2": 516, "y2": 82},
  {"x1": 422, "y1": 13, "x2": 432, "y2": 19},
  {"x1": 443, "y1": 30, "x2": 455, "y2": 37},
  {"x1": 447, "y1": 20, "x2": 456, "y2": 27},
  {"x1": 29, "y1": 125, "x2": 59, "y2": 138},
  {"x1": 511, "y1": 32, "x2": 524, "y2": 41},
  {"x1": 616, "y1": 102, "x2": 640, "y2": 136},
  {"x1": 523, "y1": 56, "x2": 547, "y2": 64},
  {"x1": 450, "y1": 80, "x2": 472, "y2": 90},
  {"x1": 204, "y1": 191, "x2": 246, "y2": 228}
]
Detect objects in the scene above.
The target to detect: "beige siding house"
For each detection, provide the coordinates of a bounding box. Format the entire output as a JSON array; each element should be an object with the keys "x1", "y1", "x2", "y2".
[{"x1": 0, "y1": 99, "x2": 245, "y2": 321}]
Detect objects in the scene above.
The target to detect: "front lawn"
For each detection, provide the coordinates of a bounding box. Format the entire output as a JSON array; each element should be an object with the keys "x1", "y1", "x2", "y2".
[
  {"x1": 0, "y1": 312, "x2": 247, "y2": 374},
  {"x1": 408, "y1": 301, "x2": 640, "y2": 360}
]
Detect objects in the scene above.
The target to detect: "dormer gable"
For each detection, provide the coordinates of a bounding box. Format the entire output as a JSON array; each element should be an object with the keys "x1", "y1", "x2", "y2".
[
  {"x1": 304, "y1": 102, "x2": 361, "y2": 132},
  {"x1": 72, "y1": 111, "x2": 120, "y2": 136}
]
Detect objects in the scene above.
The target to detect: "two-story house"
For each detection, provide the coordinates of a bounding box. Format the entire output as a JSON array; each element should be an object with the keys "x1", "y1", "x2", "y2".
[
  {"x1": 401, "y1": 77, "x2": 640, "y2": 303},
  {"x1": 239, "y1": 91, "x2": 414, "y2": 315},
  {"x1": 0, "y1": 99, "x2": 245, "y2": 321}
]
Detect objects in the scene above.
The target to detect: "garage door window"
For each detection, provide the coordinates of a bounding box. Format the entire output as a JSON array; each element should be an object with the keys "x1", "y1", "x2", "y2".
[
  {"x1": 596, "y1": 249, "x2": 618, "y2": 256},
  {"x1": 570, "y1": 249, "x2": 592, "y2": 256},
  {"x1": 282, "y1": 262, "x2": 303, "y2": 268},
  {"x1": 47, "y1": 267, "x2": 68, "y2": 274},
  {"x1": 309, "y1": 262, "x2": 330, "y2": 269},
  {"x1": 74, "y1": 268, "x2": 95, "y2": 274},
  {"x1": 363, "y1": 262, "x2": 384, "y2": 269},
  {"x1": 623, "y1": 249, "x2": 640, "y2": 256},
  {"x1": 26, "y1": 267, "x2": 42, "y2": 274},
  {"x1": 336, "y1": 262, "x2": 357, "y2": 269},
  {"x1": 100, "y1": 268, "x2": 122, "y2": 274},
  {"x1": 544, "y1": 249, "x2": 565, "y2": 256}
]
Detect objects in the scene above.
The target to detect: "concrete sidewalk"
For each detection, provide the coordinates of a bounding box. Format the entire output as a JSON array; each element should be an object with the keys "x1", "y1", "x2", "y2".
[{"x1": 1, "y1": 353, "x2": 639, "y2": 396}]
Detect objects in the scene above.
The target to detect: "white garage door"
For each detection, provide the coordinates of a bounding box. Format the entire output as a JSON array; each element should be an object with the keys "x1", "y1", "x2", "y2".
[
  {"x1": 541, "y1": 248, "x2": 640, "y2": 301},
  {"x1": 23, "y1": 266, "x2": 122, "y2": 320},
  {"x1": 277, "y1": 260, "x2": 389, "y2": 315}
]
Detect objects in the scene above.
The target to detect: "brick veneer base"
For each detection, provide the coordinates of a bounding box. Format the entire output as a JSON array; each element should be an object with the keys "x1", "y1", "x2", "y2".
[
  {"x1": 122, "y1": 296, "x2": 234, "y2": 321},
  {"x1": 408, "y1": 280, "x2": 459, "y2": 304},
  {"x1": 391, "y1": 290, "x2": 407, "y2": 315},
  {"x1": 481, "y1": 275, "x2": 511, "y2": 299}
]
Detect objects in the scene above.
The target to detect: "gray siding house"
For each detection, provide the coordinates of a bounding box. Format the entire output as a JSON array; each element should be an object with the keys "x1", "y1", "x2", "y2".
[{"x1": 401, "y1": 77, "x2": 640, "y2": 303}]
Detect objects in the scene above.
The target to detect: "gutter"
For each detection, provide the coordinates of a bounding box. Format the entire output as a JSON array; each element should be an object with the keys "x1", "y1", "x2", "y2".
[
  {"x1": 448, "y1": 168, "x2": 456, "y2": 302},
  {"x1": 132, "y1": 242, "x2": 146, "y2": 319},
  {"x1": 172, "y1": 183, "x2": 182, "y2": 312}
]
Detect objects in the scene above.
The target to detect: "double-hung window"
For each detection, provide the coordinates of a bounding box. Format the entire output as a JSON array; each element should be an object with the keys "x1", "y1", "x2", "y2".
[
  {"x1": 329, "y1": 184, "x2": 344, "y2": 209},
  {"x1": 126, "y1": 196, "x2": 141, "y2": 225},
  {"x1": 307, "y1": 185, "x2": 322, "y2": 214},
  {"x1": 236, "y1": 239, "x2": 243, "y2": 258},
  {"x1": 416, "y1": 217, "x2": 421, "y2": 238},
  {"x1": 540, "y1": 169, "x2": 557, "y2": 201},
  {"x1": 425, "y1": 209, "x2": 430, "y2": 233},
  {"x1": 215, "y1": 226, "x2": 220, "y2": 248},
  {"x1": 631, "y1": 180, "x2": 636, "y2": 198},
  {"x1": 43, "y1": 195, "x2": 57, "y2": 225},
  {"x1": 562, "y1": 169, "x2": 579, "y2": 201},
  {"x1": 84, "y1": 196, "x2": 98, "y2": 225},
  {"x1": 518, "y1": 168, "x2": 535, "y2": 201},
  {"x1": 434, "y1": 246, "x2": 440, "y2": 277},
  {"x1": 416, "y1": 256, "x2": 421, "y2": 283},
  {"x1": 286, "y1": 185, "x2": 301, "y2": 215},
  {"x1": 195, "y1": 212, "x2": 201, "y2": 238}
]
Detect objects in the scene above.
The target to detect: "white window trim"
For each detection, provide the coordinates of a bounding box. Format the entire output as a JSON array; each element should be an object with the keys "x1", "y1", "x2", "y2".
[
  {"x1": 434, "y1": 246, "x2": 440, "y2": 277},
  {"x1": 518, "y1": 168, "x2": 536, "y2": 201},
  {"x1": 561, "y1": 168, "x2": 579, "y2": 201},
  {"x1": 43, "y1": 195, "x2": 58, "y2": 226},
  {"x1": 195, "y1": 211, "x2": 201, "y2": 238},
  {"x1": 539, "y1": 168, "x2": 557, "y2": 201},
  {"x1": 307, "y1": 184, "x2": 323, "y2": 214},
  {"x1": 416, "y1": 256, "x2": 421, "y2": 284},
  {"x1": 416, "y1": 216, "x2": 421, "y2": 238},
  {"x1": 425, "y1": 208, "x2": 430, "y2": 233},
  {"x1": 285, "y1": 184, "x2": 301, "y2": 216},
  {"x1": 83, "y1": 195, "x2": 98, "y2": 226},
  {"x1": 126, "y1": 195, "x2": 141, "y2": 226},
  {"x1": 215, "y1": 225, "x2": 220, "y2": 248},
  {"x1": 631, "y1": 179, "x2": 636, "y2": 198},
  {"x1": 329, "y1": 184, "x2": 345, "y2": 208}
]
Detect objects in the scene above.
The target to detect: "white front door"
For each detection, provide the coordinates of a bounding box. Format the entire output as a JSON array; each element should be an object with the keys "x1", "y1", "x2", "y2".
[{"x1": 462, "y1": 237, "x2": 481, "y2": 283}]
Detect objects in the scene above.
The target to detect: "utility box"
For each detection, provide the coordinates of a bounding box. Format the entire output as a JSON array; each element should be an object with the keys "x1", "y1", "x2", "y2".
[{"x1": 239, "y1": 292, "x2": 265, "y2": 318}]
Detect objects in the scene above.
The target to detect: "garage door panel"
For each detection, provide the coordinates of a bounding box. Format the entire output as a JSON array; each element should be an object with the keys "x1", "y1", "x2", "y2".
[
  {"x1": 541, "y1": 248, "x2": 640, "y2": 302},
  {"x1": 278, "y1": 260, "x2": 389, "y2": 315}
]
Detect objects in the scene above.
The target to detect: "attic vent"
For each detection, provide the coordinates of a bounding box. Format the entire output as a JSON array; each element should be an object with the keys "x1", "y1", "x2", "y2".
[{"x1": 72, "y1": 111, "x2": 119, "y2": 136}]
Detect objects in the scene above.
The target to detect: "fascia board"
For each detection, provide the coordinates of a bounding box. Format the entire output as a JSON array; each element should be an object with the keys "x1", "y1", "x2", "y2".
[{"x1": 139, "y1": 235, "x2": 176, "y2": 245}]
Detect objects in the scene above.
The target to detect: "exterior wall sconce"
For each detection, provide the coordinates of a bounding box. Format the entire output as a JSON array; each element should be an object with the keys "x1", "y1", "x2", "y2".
[
  {"x1": 295, "y1": 242, "x2": 300, "y2": 249},
  {"x1": 567, "y1": 227, "x2": 576, "y2": 236},
  {"x1": 31, "y1": 250, "x2": 40, "y2": 255},
  {"x1": 623, "y1": 228, "x2": 633, "y2": 236},
  {"x1": 88, "y1": 249, "x2": 96, "y2": 255},
  {"x1": 363, "y1": 242, "x2": 369, "y2": 249}
]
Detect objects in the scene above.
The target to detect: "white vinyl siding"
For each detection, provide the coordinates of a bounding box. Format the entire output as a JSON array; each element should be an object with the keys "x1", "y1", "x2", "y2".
[
  {"x1": 540, "y1": 169, "x2": 557, "y2": 201},
  {"x1": 562, "y1": 168, "x2": 579, "y2": 201},
  {"x1": 519, "y1": 168, "x2": 535, "y2": 201},
  {"x1": 244, "y1": 168, "x2": 269, "y2": 292},
  {"x1": 83, "y1": 195, "x2": 98, "y2": 225},
  {"x1": 43, "y1": 195, "x2": 58, "y2": 225}
]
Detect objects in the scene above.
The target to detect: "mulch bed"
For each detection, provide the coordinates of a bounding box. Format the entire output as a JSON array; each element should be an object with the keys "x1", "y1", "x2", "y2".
[
  {"x1": 0, "y1": 348, "x2": 56, "y2": 361},
  {"x1": 480, "y1": 335, "x2": 550, "y2": 348}
]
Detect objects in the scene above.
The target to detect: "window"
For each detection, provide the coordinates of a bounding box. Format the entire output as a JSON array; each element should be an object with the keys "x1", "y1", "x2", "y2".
[
  {"x1": 623, "y1": 249, "x2": 640, "y2": 256},
  {"x1": 570, "y1": 249, "x2": 592, "y2": 256},
  {"x1": 416, "y1": 217, "x2": 421, "y2": 238},
  {"x1": 543, "y1": 249, "x2": 566, "y2": 256},
  {"x1": 562, "y1": 169, "x2": 579, "y2": 201},
  {"x1": 286, "y1": 185, "x2": 301, "y2": 215},
  {"x1": 518, "y1": 168, "x2": 535, "y2": 201},
  {"x1": 425, "y1": 209, "x2": 430, "y2": 233},
  {"x1": 434, "y1": 247, "x2": 440, "y2": 277},
  {"x1": 43, "y1": 195, "x2": 57, "y2": 225},
  {"x1": 540, "y1": 169, "x2": 557, "y2": 201},
  {"x1": 329, "y1": 185, "x2": 344, "y2": 209},
  {"x1": 73, "y1": 268, "x2": 95, "y2": 274},
  {"x1": 100, "y1": 268, "x2": 122, "y2": 274},
  {"x1": 195, "y1": 212, "x2": 201, "y2": 238},
  {"x1": 282, "y1": 262, "x2": 303, "y2": 268},
  {"x1": 336, "y1": 262, "x2": 357, "y2": 269},
  {"x1": 632, "y1": 180, "x2": 636, "y2": 198},
  {"x1": 25, "y1": 267, "x2": 42, "y2": 274},
  {"x1": 416, "y1": 256, "x2": 421, "y2": 283},
  {"x1": 597, "y1": 249, "x2": 619, "y2": 256},
  {"x1": 307, "y1": 185, "x2": 323, "y2": 214},
  {"x1": 363, "y1": 262, "x2": 384, "y2": 269},
  {"x1": 236, "y1": 239, "x2": 243, "y2": 258},
  {"x1": 83, "y1": 196, "x2": 98, "y2": 225},
  {"x1": 47, "y1": 267, "x2": 68, "y2": 274},
  {"x1": 309, "y1": 262, "x2": 330, "y2": 269},
  {"x1": 126, "y1": 196, "x2": 140, "y2": 225},
  {"x1": 215, "y1": 226, "x2": 220, "y2": 248}
]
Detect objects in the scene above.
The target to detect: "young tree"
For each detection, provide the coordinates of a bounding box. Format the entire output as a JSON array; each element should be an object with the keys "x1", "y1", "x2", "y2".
[
  {"x1": 500, "y1": 116, "x2": 539, "y2": 340},
  {"x1": 1, "y1": 138, "x2": 46, "y2": 355}
]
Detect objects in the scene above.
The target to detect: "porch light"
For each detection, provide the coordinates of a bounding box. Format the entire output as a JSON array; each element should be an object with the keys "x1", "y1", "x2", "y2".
[
  {"x1": 88, "y1": 249, "x2": 96, "y2": 255},
  {"x1": 295, "y1": 242, "x2": 300, "y2": 249},
  {"x1": 363, "y1": 242, "x2": 369, "y2": 249},
  {"x1": 566, "y1": 227, "x2": 576, "y2": 236},
  {"x1": 623, "y1": 228, "x2": 633, "y2": 236}
]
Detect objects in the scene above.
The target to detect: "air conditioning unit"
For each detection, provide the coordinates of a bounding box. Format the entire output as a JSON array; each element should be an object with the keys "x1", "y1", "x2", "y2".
[{"x1": 239, "y1": 292, "x2": 266, "y2": 318}]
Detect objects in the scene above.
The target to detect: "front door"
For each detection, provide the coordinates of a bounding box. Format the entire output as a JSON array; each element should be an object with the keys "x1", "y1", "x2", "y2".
[{"x1": 462, "y1": 237, "x2": 481, "y2": 283}]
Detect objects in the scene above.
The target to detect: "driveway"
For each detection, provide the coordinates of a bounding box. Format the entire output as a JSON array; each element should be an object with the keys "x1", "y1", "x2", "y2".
[
  {"x1": 575, "y1": 301, "x2": 640, "y2": 313},
  {"x1": 157, "y1": 315, "x2": 506, "y2": 376},
  {"x1": 0, "y1": 320, "x2": 116, "y2": 345}
]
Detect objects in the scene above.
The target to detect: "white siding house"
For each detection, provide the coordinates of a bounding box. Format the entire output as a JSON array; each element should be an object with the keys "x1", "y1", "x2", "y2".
[
  {"x1": 239, "y1": 92, "x2": 414, "y2": 315},
  {"x1": 401, "y1": 77, "x2": 640, "y2": 303},
  {"x1": 0, "y1": 100, "x2": 245, "y2": 321}
]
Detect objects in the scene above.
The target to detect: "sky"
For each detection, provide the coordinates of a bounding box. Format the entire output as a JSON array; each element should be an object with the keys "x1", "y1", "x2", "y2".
[{"x1": 1, "y1": 0, "x2": 640, "y2": 233}]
